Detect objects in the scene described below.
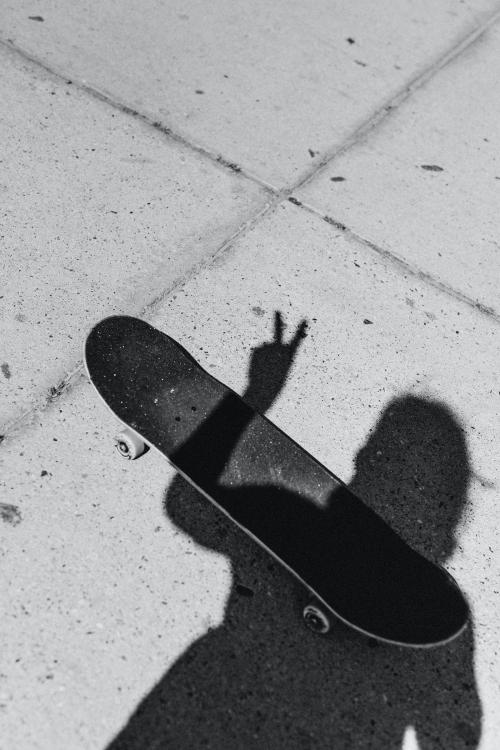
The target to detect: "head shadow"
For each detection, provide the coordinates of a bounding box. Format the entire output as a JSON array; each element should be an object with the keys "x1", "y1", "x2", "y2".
[{"x1": 349, "y1": 394, "x2": 470, "y2": 565}]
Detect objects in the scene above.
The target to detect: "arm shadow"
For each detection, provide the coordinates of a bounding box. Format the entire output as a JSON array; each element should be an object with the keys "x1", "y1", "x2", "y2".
[{"x1": 106, "y1": 314, "x2": 481, "y2": 750}]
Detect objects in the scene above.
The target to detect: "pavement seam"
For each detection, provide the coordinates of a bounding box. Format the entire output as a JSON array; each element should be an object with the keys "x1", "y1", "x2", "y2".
[
  {"x1": 3, "y1": 179, "x2": 497, "y2": 444},
  {"x1": 0, "y1": 364, "x2": 84, "y2": 443},
  {"x1": 3, "y1": 5, "x2": 500, "y2": 198},
  {"x1": 0, "y1": 40, "x2": 281, "y2": 440},
  {"x1": 137, "y1": 199, "x2": 279, "y2": 320},
  {"x1": 290, "y1": 5, "x2": 500, "y2": 193},
  {"x1": 288, "y1": 197, "x2": 500, "y2": 322},
  {"x1": 0, "y1": 37, "x2": 280, "y2": 195},
  {"x1": 2, "y1": 9, "x2": 500, "y2": 438},
  {"x1": 0, "y1": 197, "x2": 280, "y2": 442}
]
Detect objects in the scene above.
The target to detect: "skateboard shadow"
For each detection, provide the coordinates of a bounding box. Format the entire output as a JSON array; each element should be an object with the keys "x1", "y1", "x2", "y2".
[{"x1": 107, "y1": 314, "x2": 480, "y2": 749}]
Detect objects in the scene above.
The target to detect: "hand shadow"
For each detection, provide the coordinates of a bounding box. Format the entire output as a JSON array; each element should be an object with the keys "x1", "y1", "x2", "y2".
[{"x1": 107, "y1": 313, "x2": 480, "y2": 749}]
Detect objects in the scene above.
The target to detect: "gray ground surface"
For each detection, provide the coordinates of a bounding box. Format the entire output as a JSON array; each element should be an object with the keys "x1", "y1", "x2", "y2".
[{"x1": 1, "y1": 2, "x2": 499, "y2": 748}]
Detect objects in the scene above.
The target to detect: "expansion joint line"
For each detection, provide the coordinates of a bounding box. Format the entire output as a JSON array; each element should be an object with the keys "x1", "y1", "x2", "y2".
[
  {"x1": 1, "y1": 7, "x2": 500, "y2": 437},
  {"x1": 289, "y1": 198, "x2": 500, "y2": 322},
  {"x1": 290, "y1": 5, "x2": 500, "y2": 194}
]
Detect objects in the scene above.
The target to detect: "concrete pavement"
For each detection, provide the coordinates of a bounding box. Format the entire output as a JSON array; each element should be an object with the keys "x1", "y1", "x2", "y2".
[{"x1": 1, "y1": 2, "x2": 499, "y2": 748}]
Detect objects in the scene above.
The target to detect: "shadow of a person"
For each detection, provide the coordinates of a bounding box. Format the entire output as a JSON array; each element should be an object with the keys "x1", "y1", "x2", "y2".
[{"x1": 107, "y1": 313, "x2": 480, "y2": 749}]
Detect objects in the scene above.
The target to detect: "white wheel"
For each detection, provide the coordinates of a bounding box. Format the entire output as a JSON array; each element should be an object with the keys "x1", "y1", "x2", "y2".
[
  {"x1": 303, "y1": 602, "x2": 331, "y2": 634},
  {"x1": 114, "y1": 428, "x2": 146, "y2": 460}
]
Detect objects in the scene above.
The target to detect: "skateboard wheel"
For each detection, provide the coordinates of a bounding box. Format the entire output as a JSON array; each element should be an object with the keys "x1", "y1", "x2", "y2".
[
  {"x1": 303, "y1": 603, "x2": 331, "y2": 635},
  {"x1": 114, "y1": 429, "x2": 146, "y2": 460}
]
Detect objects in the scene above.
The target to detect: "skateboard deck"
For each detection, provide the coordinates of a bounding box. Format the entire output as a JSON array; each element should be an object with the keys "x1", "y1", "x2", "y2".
[{"x1": 85, "y1": 315, "x2": 469, "y2": 647}]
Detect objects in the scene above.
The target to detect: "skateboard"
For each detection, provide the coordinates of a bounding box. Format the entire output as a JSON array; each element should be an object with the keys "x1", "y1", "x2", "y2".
[{"x1": 85, "y1": 315, "x2": 469, "y2": 648}]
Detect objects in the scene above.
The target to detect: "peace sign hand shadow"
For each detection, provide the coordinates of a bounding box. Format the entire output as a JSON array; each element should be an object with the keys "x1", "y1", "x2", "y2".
[{"x1": 242, "y1": 311, "x2": 308, "y2": 414}]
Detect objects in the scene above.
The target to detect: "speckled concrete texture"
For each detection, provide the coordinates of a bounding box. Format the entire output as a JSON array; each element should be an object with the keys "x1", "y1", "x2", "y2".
[
  {"x1": 2, "y1": 1, "x2": 500, "y2": 185},
  {"x1": 0, "y1": 44, "x2": 268, "y2": 430},
  {"x1": 296, "y1": 20, "x2": 500, "y2": 314},
  {"x1": 0, "y1": 381, "x2": 231, "y2": 749},
  {"x1": 1, "y1": 2, "x2": 499, "y2": 749}
]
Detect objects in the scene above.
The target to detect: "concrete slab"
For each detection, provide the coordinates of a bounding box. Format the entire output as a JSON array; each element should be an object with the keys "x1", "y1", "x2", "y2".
[
  {"x1": 0, "y1": 379, "x2": 231, "y2": 749},
  {"x1": 1, "y1": 1, "x2": 500, "y2": 187},
  {"x1": 0, "y1": 44, "x2": 268, "y2": 432},
  {"x1": 2, "y1": 203, "x2": 498, "y2": 748},
  {"x1": 297, "y1": 21, "x2": 500, "y2": 315}
]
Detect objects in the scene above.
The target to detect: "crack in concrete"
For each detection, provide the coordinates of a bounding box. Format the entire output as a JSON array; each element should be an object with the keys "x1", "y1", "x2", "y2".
[
  {"x1": 139, "y1": 198, "x2": 279, "y2": 321},
  {"x1": 2, "y1": 7, "x2": 500, "y2": 439},
  {"x1": 4, "y1": 5, "x2": 500, "y2": 199},
  {"x1": 0, "y1": 38, "x2": 279, "y2": 195},
  {"x1": 1, "y1": 363, "x2": 84, "y2": 440},
  {"x1": 292, "y1": 199, "x2": 500, "y2": 322},
  {"x1": 291, "y1": 8, "x2": 500, "y2": 193},
  {"x1": 0, "y1": 199, "x2": 280, "y2": 441}
]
